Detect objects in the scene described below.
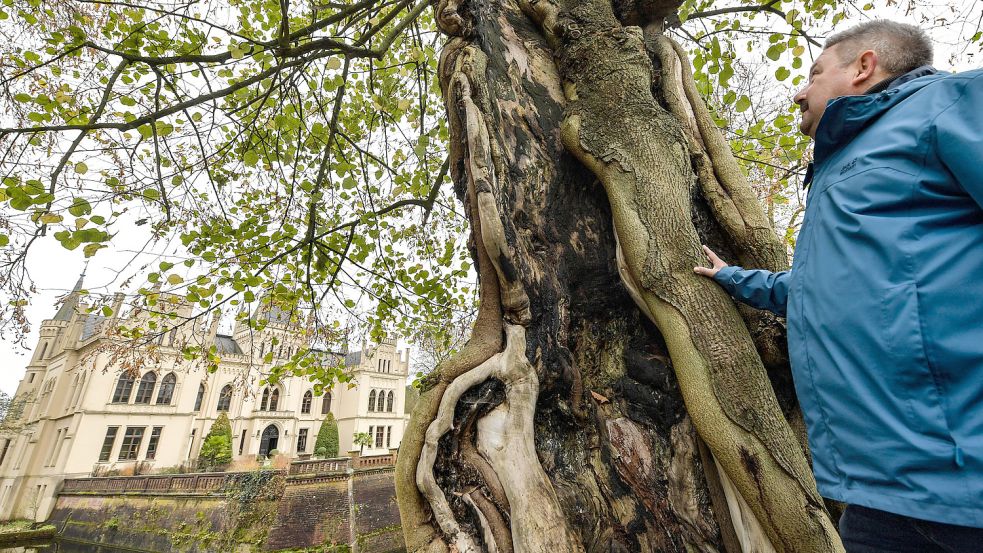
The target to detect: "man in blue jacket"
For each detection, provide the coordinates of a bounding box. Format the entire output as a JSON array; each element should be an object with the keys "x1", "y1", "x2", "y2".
[{"x1": 694, "y1": 20, "x2": 983, "y2": 552}]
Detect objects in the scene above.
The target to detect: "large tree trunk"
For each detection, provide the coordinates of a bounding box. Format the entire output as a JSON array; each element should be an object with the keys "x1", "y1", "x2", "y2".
[{"x1": 396, "y1": 0, "x2": 845, "y2": 551}]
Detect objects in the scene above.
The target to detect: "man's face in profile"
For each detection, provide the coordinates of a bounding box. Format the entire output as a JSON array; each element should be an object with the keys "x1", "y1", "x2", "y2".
[{"x1": 793, "y1": 43, "x2": 863, "y2": 138}]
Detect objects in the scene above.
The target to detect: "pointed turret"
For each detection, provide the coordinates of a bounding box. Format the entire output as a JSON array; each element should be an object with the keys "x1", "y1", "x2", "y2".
[{"x1": 52, "y1": 272, "x2": 85, "y2": 321}]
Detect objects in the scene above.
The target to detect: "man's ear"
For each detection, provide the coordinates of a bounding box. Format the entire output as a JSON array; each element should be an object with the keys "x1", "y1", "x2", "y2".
[{"x1": 852, "y1": 50, "x2": 879, "y2": 87}]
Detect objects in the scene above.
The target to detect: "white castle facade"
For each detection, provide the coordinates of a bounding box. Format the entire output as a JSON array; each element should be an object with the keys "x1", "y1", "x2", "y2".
[{"x1": 0, "y1": 278, "x2": 410, "y2": 521}]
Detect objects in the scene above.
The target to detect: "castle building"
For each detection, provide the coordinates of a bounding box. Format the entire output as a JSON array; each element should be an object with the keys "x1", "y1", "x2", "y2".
[{"x1": 0, "y1": 277, "x2": 410, "y2": 521}]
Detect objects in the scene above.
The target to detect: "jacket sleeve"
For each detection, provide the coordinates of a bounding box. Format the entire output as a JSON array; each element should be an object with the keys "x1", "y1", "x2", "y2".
[
  {"x1": 935, "y1": 72, "x2": 983, "y2": 209},
  {"x1": 713, "y1": 265, "x2": 789, "y2": 317}
]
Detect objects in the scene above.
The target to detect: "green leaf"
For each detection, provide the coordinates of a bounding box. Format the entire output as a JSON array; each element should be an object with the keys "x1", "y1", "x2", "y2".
[
  {"x1": 0, "y1": 234, "x2": 8, "y2": 247},
  {"x1": 775, "y1": 67, "x2": 791, "y2": 81},
  {"x1": 14, "y1": 93, "x2": 31, "y2": 102},
  {"x1": 83, "y1": 243, "x2": 106, "y2": 257},
  {"x1": 243, "y1": 150, "x2": 259, "y2": 167},
  {"x1": 74, "y1": 162, "x2": 88, "y2": 174},
  {"x1": 68, "y1": 197, "x2": 92, "y2": 216},
  {"x1": 766, "y1": 44, "x2": 785, "y2": 61},
  {"x1": 735, "y1": 95, "x2": 751, "y2": 113}
]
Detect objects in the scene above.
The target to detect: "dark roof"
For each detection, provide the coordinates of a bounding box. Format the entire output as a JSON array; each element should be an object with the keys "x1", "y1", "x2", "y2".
[
  {"x1": 80, "y1": 314, "x2": 107, "y2": 341},
  {"x1": 214, "y1": 334, "x2": 243, "y2": 354},
  {"x1": 53, "y1": 275, "x2": 86, "y2": 321},
  {"x1": 344, "y1": 351, "x2": 362, "y2": 366}
]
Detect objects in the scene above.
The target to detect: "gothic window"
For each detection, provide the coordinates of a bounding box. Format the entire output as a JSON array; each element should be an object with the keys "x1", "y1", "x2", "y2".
[
  {"x1": 376, "y1": 390, "x2": 386, "y2": 412},
  {"x1": 134, "y1": 372, "x2": 157, "y2": 404},
  {"x1": 260, "y1": 387, "x2": 270, "y2": 411},
  {"x1": 297, "y1": 428, "x2": 309, "y2": 452},
  {"x1": 155, "y1": 373, "x2": 176, "y2": 405},
  {"x1": 111, "y1": 372, "x2": 134, "y2": 403},
  {"x1": 99, "y1": 427, "x2": 119, "y2": 462},
  {"x1": 368, "y1": 390, "x2": 376, "y2": 412},
  {"x1": 118, "y1": 427, "x2": 145, "y2": 461},
  {"x1": 301, "y1": 390, "x2": 312, "y2": 414},
  {"x1": 217, "y1": 385, "x2": 232, "y2": 412},
  {"x1": 386, "y1": 390, "x2": 394, "y2": 412},
  {"x1": 194, "y1": 384, "x2": 205, "y2": 411},
  {"x1": 269, "y1": 388, "x2": 280, "y2": 411},
  {"x1": 321, "y1": 392, "x2": 332, "y2": 415},
  {"x1": 145, "y1": 427, "x2": 163, "y2": 460}
]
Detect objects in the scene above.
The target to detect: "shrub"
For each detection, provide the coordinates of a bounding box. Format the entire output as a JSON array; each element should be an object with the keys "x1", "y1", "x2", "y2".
[
  {"x1": 314, "y1": 413, "x2": 339, "y2": 458},
  {"x1": 199, "y1": 412, "x2": 233, "y2": 470}
]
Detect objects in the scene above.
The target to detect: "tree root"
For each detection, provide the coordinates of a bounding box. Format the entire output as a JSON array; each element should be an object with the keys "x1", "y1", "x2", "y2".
[{"x1": 402, "y1": 17, "x2": 581, "y2": 551}]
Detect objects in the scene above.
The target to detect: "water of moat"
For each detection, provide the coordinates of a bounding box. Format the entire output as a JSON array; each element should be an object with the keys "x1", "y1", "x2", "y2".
[{"x1": 1, "y1": 539, "x2": 141, "y2": 552}]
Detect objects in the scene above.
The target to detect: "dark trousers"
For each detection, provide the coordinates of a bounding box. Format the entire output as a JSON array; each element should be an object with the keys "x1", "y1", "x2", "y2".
[{"x1": 840, "y1": 504, "x2": 983, "y2": 553}]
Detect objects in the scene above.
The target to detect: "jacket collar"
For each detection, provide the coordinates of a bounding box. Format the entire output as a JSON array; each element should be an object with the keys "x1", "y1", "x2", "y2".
[
  {"x1": 864, "y1": 65, "x2": 937, "y2": 95},
  {"x1": 803, "y1": 66, "x2": 939, "y2": 188}
]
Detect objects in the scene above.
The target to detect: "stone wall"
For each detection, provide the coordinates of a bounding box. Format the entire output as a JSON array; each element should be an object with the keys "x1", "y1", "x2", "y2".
[
  {"x1": 263, "y1": 454, "x2": 403, "y2": 552},
  {"x1": 46, "y1": 454, "x2": 405, "y2": 552}
]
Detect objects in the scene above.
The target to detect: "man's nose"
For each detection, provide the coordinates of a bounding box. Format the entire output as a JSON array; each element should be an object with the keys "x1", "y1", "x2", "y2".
[{"x1": 793, "y1": 86, "x2": 807, "y2": 107}]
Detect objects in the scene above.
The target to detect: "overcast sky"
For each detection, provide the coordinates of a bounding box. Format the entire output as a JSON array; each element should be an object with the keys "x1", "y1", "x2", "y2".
[{"x1": 1, "y1": 4, "x2": 979, "y2": 396}]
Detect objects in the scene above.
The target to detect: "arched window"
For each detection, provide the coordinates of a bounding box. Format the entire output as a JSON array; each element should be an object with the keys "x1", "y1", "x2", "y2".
[
  {"x1": 134, "y1": 372, "x2": 157, "y2": 404},
  {"x1": 376, "y1": 390, "x2": 386, "y2": 412},
  {"x1": 301, "y1": 390, "x2": 312, "y2": 414},
  {"x1": 194, "y1": 384, "x2": 205, "y2": 411},
  {"x1": 71, "y1": 372, "x2": 86, "y2": 409},
  {"x1": 155, "y1": 373, "x2": 176, "y2": 405},
  {"x1": 269, "y1": 388, "x2": 280, "y2": 411},
  {"x1": 321, "y1": 392, "x2": 332, "y2": 415},
  {"x1": 387, "y1": 390, "x2": 394, "y2": 412},
  {"x1": 260, "y1": 388, "x2": 270, "y2": 411},
  {"x1": 368, "y1": 390, "x2": 376, "y2": 412},
  {"x1": 217, "y1": 385, "x2": 232, "y2": 412},
  {"x1": 112, "y1": 372, "x2": 135, "y2": 403}
]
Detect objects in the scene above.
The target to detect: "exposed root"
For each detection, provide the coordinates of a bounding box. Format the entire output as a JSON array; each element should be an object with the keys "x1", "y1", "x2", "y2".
[
  {"x1": 396, "y1": 42, "x2": 506, "y2": 551},
  {"x1": 464, "y1": 488, "x2": 514, "y2": 553},
  {"x1": 457, "y1": 392, "x2": 512, "y2": 515},
  {"x1": 420, "y1": 326, "x2": 583, "y2": 552},
  {"x1": 406, "y1": 20, "x2": 579, "y2": 552},
  {"x1": 654, "y1": 36, "x2": 787, "y2": 272}
]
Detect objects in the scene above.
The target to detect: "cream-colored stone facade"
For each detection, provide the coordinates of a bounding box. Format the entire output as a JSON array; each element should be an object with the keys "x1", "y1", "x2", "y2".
[{"x1": 0, "y1": 279, "x2": 410, "y2": 521}]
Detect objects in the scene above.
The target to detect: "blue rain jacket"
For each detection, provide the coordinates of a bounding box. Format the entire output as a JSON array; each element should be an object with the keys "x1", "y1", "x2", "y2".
[{"x1": 714, "y1": 67, "x2": 983, "y2": 527}]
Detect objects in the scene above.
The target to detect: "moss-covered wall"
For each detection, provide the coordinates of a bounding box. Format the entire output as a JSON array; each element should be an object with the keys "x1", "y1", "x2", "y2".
[
  {"x1": 47, "y1": 493, "x2": 279, "y2": 552},
  {"x1": 48, "y1": 468, "x2": 404, "y2": 552}
]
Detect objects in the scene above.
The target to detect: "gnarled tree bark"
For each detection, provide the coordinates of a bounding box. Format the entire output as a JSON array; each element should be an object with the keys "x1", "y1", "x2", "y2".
[{"x1": 395, "y1": 0, "x2": 845, "y2": 551}]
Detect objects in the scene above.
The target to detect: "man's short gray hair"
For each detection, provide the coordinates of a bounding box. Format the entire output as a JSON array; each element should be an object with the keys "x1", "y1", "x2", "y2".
[{"x1": 825, "y1": 20, "x2": 933, "y2": 76}]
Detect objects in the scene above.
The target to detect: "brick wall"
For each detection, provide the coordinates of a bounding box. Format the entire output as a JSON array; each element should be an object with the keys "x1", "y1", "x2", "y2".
[
  {"x1": 352, "y1": 468, "x2": 403, "y2": 553},
  {"x1": 49, "y1": 454, "x2": 406, "y2": 552},
  {"x1": 262, "y1": 473, "x2": 351, "y2": 551}
]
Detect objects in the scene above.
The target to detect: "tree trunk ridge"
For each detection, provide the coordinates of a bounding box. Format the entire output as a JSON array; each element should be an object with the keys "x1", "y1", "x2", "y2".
[{"x1": 396, "y1": 0, "x2": 846, "y2": 551}]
